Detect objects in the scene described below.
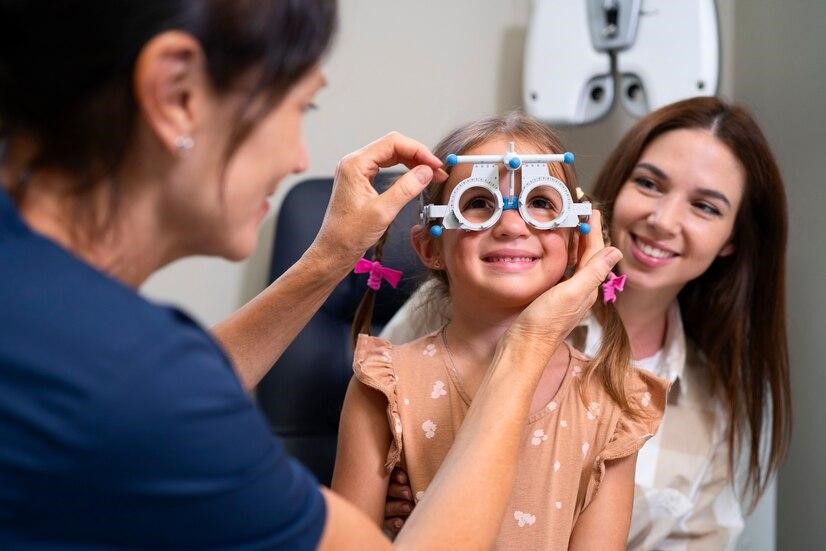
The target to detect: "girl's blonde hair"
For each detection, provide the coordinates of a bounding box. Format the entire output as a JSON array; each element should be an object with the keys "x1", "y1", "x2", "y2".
[{"x1": 353, "y1": 111, "x2": 636, "y2": 413}]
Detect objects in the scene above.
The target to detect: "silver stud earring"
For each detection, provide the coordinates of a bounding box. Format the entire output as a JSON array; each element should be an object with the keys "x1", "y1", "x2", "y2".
[{"x1": 175, "y1": 135, "x2": 194, "y2": 152}]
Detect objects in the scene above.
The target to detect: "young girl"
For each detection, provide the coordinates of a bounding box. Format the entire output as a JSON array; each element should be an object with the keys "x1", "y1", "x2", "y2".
[{"x1": 332, "y1": 113, "x2": 668, "y2": 549}]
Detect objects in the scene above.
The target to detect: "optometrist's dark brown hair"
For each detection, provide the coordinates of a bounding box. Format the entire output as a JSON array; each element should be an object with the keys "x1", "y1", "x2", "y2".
[
  {"x1": 591, "y1": 96, "x2": 791, "y2": 508},
  {"x1": 0, "y1": 0, "x2": 337, "y2": 239},
  {"x1": 353, "y1": 111, "x2": 638, "y2": 415}
]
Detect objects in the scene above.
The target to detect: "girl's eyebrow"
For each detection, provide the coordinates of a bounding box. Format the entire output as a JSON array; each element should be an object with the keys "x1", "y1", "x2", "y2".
[{"x1": 635, "y1": 162, "x2": 731, "y2": 209}]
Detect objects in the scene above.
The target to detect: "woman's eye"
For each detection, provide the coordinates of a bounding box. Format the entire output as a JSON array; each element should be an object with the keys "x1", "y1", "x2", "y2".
[
  {"x1": 634, "y1": 177, "x2": 658, "y2": 191},
  {"x1": 694, "y1": 202, "x2": 722, "y2": 217}
]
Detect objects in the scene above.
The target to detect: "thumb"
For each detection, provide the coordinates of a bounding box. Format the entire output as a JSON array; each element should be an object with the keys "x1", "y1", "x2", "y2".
[
  {"x1": 377, "y1": 165, "x2": 433, "y2": 215},
  {"x1": 569, "y1": 247, "x2": 622, "y2": 291}
]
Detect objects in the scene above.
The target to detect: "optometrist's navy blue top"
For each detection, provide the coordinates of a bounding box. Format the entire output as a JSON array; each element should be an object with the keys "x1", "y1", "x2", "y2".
[{"x1": 0, "y1": 188, "x2": 325, "y2": 550}]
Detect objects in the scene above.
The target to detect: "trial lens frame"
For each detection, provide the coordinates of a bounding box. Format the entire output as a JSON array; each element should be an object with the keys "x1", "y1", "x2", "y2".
[{"x1": 420, "y1": 143, "x2": 592, "y2": 236}]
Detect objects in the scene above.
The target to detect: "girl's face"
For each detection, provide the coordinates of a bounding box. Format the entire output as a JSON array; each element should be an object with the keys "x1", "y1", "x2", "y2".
[
  {"x1": 416, "y1": 137, "x2": 576, "y2": 311},
  {"x1": 611, "y1": 128, "x2": 745, "y2": 296}
]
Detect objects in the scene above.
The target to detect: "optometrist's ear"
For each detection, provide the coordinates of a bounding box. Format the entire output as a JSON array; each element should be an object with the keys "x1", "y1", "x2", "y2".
[
  {"x1": 133, "y1": 31, "x2": 206, "y2": 155},
  {"x1": 411, "y1": 224, "x2": 443, "y2": 270}
]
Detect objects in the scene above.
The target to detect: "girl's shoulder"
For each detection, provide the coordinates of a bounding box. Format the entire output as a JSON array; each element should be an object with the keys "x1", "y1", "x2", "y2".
[
  {"x1": 585, "y1": 365, "x2": 670, "y2": 458},
  {"x1": 352, "y1": 331, "x2": 444, "y2": 385}
]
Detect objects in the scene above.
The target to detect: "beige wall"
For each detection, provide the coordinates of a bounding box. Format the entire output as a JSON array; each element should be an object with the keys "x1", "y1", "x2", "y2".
[{"x1": 139, "y1": 1, "x2": 826, "y2": 547}]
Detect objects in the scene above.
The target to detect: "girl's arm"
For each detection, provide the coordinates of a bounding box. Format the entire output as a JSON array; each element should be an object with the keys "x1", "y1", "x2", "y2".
[
  {"x1": 569, "y1": 453, "x2": 638, "y2": 551},
  {"x1": 331, "y1": 376, "x2": 394, "y2": 525}
]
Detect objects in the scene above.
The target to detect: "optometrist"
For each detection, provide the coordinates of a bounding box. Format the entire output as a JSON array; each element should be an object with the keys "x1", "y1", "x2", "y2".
[{"x1": 0, "y1": 1, "x2": 620, "y2": 549}]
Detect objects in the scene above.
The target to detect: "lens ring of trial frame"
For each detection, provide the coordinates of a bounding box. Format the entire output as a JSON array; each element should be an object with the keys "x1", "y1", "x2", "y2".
[{"x1": 425, "y1": 173, "x2": 589, "y2": 231}]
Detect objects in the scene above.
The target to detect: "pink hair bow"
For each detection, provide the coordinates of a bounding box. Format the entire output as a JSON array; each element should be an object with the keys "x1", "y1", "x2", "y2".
[
  {"x1": 354, "y1": 258, "x2": 404, "y2": 291},
  {"x1": 601, "y1": 272, "x2": 627, "y2": 304}
]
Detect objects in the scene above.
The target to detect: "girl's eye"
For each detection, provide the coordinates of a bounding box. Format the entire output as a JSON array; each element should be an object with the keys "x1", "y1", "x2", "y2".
[
  {"x1": 463, "y1": 197, "x2": 494, "y2": 210},
  {"x1": 529, "y1": 198, "x2": 557, "y2": 211}
]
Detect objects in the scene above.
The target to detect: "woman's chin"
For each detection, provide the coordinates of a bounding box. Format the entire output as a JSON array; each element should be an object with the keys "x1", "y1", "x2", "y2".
[{"x1": 221, "y1": 233, "x2": 259, "y2": 262}]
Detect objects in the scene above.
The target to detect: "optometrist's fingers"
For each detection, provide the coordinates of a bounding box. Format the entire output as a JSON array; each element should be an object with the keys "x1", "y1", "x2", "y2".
[
  {"x1": 314, "y1": 133, "x2": 445, "y2": 268},
  {"x1": 374, "y1": 165, "x2": 438, "y2": 218},
  {"x1": 509, "y1": 241, "x2": 621, "y2": 351},
  {"x1": 577, "y1": 209, "x2": 606, "y2": 268},
  {"x1": 341, "y1": 131, "x2": 448, "y2": 181}
]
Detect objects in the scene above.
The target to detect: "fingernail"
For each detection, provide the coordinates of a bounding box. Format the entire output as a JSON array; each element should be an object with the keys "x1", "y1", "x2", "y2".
[
  {"x1": 606, "y1": 248, "x2": 622, "y2": 265},
  {"x1": 413, "y1": 165, "x2": 432, "y2": 184}
]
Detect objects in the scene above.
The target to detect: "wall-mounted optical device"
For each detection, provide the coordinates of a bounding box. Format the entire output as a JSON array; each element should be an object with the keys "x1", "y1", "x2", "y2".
[
  {"x1": 524, "y1": 0, "x2": 720, "y2": 124},
  {"x1": 420, "y1": 143, "x2": 592, "y2": 237}
]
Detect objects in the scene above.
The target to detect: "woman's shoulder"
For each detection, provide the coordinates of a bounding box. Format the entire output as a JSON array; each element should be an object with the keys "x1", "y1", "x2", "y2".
[{"x1": 2, "y1": 230, "x2": 226, "y2": 377}]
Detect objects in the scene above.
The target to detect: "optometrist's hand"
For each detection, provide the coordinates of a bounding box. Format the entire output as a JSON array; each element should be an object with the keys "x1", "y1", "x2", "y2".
[
  {"x1": 508, "y1": 210, "x2": 621, "y2": 350},
  {"x1": 312, "y1": 132, "x2": 448, "y2": 269}
]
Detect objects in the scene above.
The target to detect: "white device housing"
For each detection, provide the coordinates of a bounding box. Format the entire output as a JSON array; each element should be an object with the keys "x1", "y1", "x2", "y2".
[
  {"x1": 617, "y1": 0, "x2": 719, "y2": 117},
  {"x1": 524, "y1": 0, "x2": 719, "y2": 124},
  {"x1": 523, "y1": 0, "x2": 613, "y2": 125}
]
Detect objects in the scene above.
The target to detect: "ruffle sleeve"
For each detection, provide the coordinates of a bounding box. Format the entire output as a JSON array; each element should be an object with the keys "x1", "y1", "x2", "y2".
[
  {"x1": 584, "y1": 368, "x2": 670, "y2": 506},
  {"x1": 352, "y1": 334, "x2": 403, "y2": 473}
]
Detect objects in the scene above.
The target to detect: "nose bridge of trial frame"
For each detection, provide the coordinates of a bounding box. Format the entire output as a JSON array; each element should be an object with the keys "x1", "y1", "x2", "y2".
[{"x1": 445, "y1": 141, "x2": 576, "y2": 209}]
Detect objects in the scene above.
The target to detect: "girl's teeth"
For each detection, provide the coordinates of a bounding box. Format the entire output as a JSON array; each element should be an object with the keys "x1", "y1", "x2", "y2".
[
  {"x1": 638, "y1": 241, "x2": 673, "y2": 259},
  {"x1": 488, "y1": 257, "x2": 534, "y2": 262}
]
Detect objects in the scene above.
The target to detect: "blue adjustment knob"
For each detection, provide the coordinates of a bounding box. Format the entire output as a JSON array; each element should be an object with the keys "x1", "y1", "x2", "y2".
[
  {"x1": 508, "y1": 157, "x2": 521, "y2": 169},
  {"x1": 446, "y1": 154, "x2": 458, "y2": 167},
  {"x1": 430, "y1": 225, "x2": 444, "y2": 237},
  {"x1": 563, "y1": 152, "x2": 575, "y2": 164},
  {"x1": 578, "y1": 222, "x2": 591, "y2": 235}
]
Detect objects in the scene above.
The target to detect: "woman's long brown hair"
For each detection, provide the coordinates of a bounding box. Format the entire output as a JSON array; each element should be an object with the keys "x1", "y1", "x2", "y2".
[
  {"x1": 353, "y1": 111, "x2": 637, "y2": 414},
  {"x1": 591, "y1": 96, "x2": 792, "y2": 507}
]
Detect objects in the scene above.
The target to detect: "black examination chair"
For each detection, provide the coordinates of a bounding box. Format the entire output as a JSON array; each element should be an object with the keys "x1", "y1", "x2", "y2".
[{"x1": 255, "y1": 173, "x2": 427, "y2": 485}]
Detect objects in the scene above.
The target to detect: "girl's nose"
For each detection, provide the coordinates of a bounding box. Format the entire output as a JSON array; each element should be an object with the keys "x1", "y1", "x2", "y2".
[{"x1": 493, "y1": 208, "x2": 530, "y2": 239}]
